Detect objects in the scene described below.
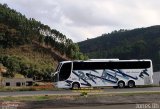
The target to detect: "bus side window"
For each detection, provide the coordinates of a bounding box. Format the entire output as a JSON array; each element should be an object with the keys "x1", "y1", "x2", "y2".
[{"x1": 59, "y1": 63, "x2": 72, "y2": 81}]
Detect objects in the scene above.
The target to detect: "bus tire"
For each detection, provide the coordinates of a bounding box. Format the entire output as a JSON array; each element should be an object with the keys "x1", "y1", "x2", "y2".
[
  {"x1": 72, "y1": 82, "x2": 80, "y2": 89},
  {"x1": 118, "y1": 81, "x2": 125, "y2": 88},
  {"x1": 128, "y1": 80, "x2": 135, "y2": 88}
]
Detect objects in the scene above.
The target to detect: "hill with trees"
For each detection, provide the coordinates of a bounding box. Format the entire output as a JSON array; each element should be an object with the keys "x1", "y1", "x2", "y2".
[
  {"x1": 78, "y1": 26, "x2": 160, "y2": 71},
  {"x1": 0, "y1": 3, "x2": 87, "y2": 81}
]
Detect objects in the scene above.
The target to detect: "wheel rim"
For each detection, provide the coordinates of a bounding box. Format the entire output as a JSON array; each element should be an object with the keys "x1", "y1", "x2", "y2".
[
  {"x1": 129, "y1": 82, "x2": 134, "y2": 88},
  {"x1": 119, "y1": 82, "x2": 124, "y2": 88},
  {"x1": 119, "y1": 83, "x2": 123, "y2": 87}
]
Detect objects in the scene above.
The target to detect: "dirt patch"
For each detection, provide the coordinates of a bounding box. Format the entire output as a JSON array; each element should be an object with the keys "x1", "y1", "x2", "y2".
[{"x1": 16, "y1": 94, "x2": 160, "y2": 109}]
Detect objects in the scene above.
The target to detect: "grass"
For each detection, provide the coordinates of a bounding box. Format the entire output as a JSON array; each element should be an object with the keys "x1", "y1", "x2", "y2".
[
  {"x1": 0, "y1": 95, "x2": 50, "y2": 101},
  {"x1": 136, "y1": 84, "x2": 160, "y2": 88},
  {"x1": 0, "y1": 87, "x2": 36, "y2": 92},
  {"x1": 108, "y1": 91, "x2": 160, "y2": 96},
  {"x1": 0, "y1": 95, "x2": 77, "y2": 102},
  {"x1": 0, "y1": 86, "x2": 58, "y2": 92}
]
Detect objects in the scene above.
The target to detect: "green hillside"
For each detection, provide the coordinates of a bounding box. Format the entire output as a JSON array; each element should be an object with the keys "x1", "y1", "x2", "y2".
[
  {"x1": 0, "y1": 3, "x2": 87, "y2": 81},
  {"x1": 78, "y1": 26, "x2": 160, "y2": 71}
]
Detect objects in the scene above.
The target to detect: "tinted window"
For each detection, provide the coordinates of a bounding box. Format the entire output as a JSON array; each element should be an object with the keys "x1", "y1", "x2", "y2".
[
  {"x1": 73, "y1": 61, "x2": 150, "y2": 70},
  {"x1": 16, "y1": 82, "x2": 21, "y2": 86},
  {"x1": 26, "y1": 81, "x2": 33, "y2": 86},
  {"x1": 6, "y1": 82, "x2": 10, "y2": 86},
  {"x1": 59, "y1": 63, "x2": 72, "y2": 81}
]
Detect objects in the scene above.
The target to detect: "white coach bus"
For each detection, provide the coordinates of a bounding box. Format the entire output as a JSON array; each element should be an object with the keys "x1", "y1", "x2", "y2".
[{"x1": 53, "y1": 59, "x2": 153, "y2": 89}]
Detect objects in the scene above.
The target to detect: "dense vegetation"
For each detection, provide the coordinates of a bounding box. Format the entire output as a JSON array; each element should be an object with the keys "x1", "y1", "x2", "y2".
[
  {"x1": 78, "y1": 26, "x2": 160, "y2": 71},
  {"x1": 0, "y1": 3, "x2": 87, "y2": 80}
]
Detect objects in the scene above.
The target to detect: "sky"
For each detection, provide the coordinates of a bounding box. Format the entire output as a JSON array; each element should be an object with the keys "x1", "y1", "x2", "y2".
[{"x1": 1, "y1": 0, "x2": 160, "y2": 42}]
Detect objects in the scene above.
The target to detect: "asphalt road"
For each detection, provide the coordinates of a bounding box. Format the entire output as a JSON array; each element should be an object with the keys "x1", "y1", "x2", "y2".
[{"x1": 0, "y1": 87, "x2": 160, "y2": 97}]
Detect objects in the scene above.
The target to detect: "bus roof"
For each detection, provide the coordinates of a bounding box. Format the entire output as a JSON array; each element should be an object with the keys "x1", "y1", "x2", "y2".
[
  {"x1": 60, "y1": 59, "x2": 152, "y2": 64},
  {"x1": 89, "y1": 59, "x2": 119, "y2": 61}
]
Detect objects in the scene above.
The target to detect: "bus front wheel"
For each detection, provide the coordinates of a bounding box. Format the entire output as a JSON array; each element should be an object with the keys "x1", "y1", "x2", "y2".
[{"x1": 72, "y1": 82, "x2": 80, "y2": 89}]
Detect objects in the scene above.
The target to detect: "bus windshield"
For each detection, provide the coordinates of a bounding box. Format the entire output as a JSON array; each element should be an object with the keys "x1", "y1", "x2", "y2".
[{"x1": 59, "y1": 62, "x2": 72, "y2": 81}]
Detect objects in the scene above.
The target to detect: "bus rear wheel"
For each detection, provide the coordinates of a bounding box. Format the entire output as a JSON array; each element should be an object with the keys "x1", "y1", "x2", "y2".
[
  {"x1": 72, "y1": 82, "x2": 80, "y2": 89},
  {"x1": 118, "y1": 81, "x2": 125, "y2": 88},
  {"x1": 128, "y1": 81, "x2": 135, "y2": 88}
]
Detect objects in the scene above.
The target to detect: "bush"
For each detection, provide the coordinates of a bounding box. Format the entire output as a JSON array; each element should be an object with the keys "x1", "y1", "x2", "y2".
[{"x1": 80, "y1": 92, "x2": 88, "y2": 97}]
